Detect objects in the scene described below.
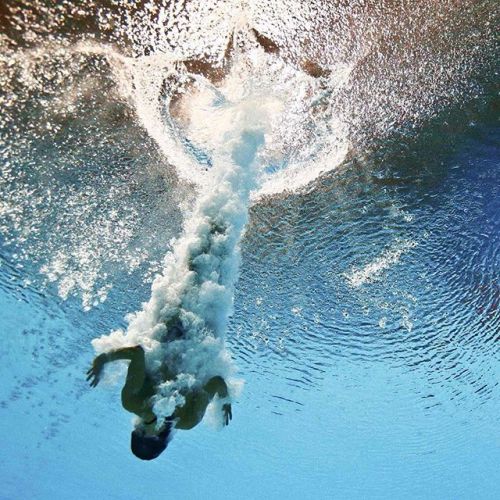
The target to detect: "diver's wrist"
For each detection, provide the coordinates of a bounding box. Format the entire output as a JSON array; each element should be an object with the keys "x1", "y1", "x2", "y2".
[{"x1": 98, "y1": 352, "x2": 109, "y2": 363}]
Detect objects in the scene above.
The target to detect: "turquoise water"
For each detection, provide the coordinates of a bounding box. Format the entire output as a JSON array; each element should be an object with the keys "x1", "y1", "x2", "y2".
[
  {"x1": 1, "y1": 111, "x2": 498, "y2": 499},
  {"x1": 1, "y1": 1, "x2": 499, "y2": 498}
]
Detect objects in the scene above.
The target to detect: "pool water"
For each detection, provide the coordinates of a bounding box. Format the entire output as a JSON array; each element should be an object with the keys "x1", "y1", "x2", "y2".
[
  {"x1": 1, "y1": 106, "x2": 498, "y2": 499},
  {"x1": 0, "y1": 1, "x2": 499, "y2": 498}
]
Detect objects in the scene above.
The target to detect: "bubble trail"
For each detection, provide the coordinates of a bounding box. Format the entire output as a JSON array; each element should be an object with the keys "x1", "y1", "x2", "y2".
[{"x1": 92, "y1": 114, "x2": 266, "y2": 421}]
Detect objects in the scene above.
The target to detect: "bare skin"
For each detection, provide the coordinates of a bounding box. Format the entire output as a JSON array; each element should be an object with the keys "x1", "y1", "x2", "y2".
[{"x1": 87, "y1": 345, "x2": 232, "y2": 431}]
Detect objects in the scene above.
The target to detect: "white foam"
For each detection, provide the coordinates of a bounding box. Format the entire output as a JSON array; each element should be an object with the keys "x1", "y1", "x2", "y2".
[
  {"x1": 98, "y1": 33, "x2": 350, "y2": 199},
  {"x1": 86, "y1": 30, "x2": 350, "y2": 424},
  {"x1": 92, "y1": 93, "x2": 268, "y2": 422},
  {"x1": 344, "y1": 239, "x2": 418, "y2": 288}
]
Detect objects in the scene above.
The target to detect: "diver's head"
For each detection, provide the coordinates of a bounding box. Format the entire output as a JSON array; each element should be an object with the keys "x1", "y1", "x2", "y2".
[{"x1": 131, "y1": 420, "x2": 173, "y2": 460}]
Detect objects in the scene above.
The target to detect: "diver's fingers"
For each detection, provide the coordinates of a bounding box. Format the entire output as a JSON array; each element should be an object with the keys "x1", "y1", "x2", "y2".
[
  {"x1": 86, "y1": 368, "x2": 93, "y2": 375},
  {"x1": 86, "y1": 372, "x2": 94, "y2": 381},
  {"x1": 87, "y1": 373, "x2": 100, "y2": 387}
]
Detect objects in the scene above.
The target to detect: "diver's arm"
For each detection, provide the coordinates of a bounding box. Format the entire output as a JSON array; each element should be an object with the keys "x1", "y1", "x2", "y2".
[
  {"x1": 204, "y1": 376, "x2": 232, "y2": 426},
  {"x1": 86, "y1": 346, "x2": 144, "y2": 388},
  {"x1": 104, "y1": 346, "x2": 144, "y2": 362},
  {"x1": 204, "y1": 376, "x2": 229, "y2": 398}
]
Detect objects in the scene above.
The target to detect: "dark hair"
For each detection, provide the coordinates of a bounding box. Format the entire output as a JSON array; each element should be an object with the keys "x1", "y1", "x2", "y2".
[{"x1": 131, "y1": 423, "x2": 172, "y2": 460}]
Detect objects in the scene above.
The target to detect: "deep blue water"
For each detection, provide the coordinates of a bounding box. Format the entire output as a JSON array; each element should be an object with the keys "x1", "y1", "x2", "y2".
[{"x1": 0, "y1": 101, "x2": 498, "y2": 498}]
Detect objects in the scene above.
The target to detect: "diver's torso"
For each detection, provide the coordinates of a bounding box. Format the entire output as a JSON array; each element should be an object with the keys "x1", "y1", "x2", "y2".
[{"x1": 128, "y1": 370, "x2": 211, "y2": 429}]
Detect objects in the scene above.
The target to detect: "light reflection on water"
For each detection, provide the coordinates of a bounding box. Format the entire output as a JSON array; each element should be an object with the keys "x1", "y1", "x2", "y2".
[
  {"x1": 235, "y1": 119, "x2": 498, "y2": 386},
  {"x1": 0, "y1": 0, "x2": 499, "y2": 494},
  {"x1": 228, "y1": 116, "x2": 499, "y2": 494},
  {"x1": 0, "y1": 113, "x2": 499, "y2": 498}
]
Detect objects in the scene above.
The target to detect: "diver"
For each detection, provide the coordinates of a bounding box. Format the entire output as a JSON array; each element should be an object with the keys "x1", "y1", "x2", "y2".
[{"x1": 86, "y1": 343, "x2": 232, "y2": 461}]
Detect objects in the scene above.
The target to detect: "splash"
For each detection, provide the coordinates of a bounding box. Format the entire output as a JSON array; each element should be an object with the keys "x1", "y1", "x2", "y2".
[
  {"x1": 345, "y1": 239, "x2": 418, "y2": 288},
  {"x1": 86, "y1": 24, "x2": 349, "y2": 422},
  {"x1": 100, "y1": 31, "x2": 350, "y2": 198},
  {"x1": 0, "y1": 0, "x2": 496, "y2": 308},
  {"x1": 92, "y1": 87, "x2": 269, "y2": 421}
]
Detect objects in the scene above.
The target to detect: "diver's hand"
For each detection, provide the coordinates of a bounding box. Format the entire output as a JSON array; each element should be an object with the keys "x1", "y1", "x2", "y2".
[
  {"x1": 222, "y1": 403, "x2": 232, "y2": 426},
  {"x1": 86, "y1": 353, "x2": 107, "y2": 388}
]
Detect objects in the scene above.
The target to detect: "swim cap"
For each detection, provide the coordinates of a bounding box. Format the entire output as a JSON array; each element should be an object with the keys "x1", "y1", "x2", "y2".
[{"x1": 130, "y1": 424, "x2": 172, "y2": 460}]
